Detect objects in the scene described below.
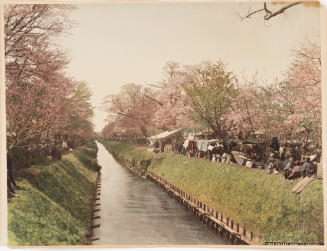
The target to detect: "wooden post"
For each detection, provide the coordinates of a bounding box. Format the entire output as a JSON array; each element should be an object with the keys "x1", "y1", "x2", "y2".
[{"x1": 236, "y1": 223, "x2": 239, "y2": 232}]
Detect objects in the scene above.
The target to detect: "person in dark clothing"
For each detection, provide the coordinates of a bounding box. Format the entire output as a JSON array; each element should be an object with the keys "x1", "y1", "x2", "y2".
[
  {"x1": 56, "y1": 143, "x2": 62, "y2": 160},
  {"x1": 7, "y1": 153, "x2": 19, "y2": 198},
  {"x1": 283, "y1": 165, "x2": 302, "y2": 180},
  {"x1": 25, "y1": 146, "x2": 32, "y2": 167},
  {"x1": 7, "y1": 177, "x2": 17, "y2": 197},
  {"x1": 270, "y1": 137, "x2": 279, "y2": 152},
  {"x1": 51, "y1": 144, "x2": 57, "y2": 160},
  {"x1": 280, "y1": 151, "x2": 292, "y2": 171},
  {"x1": 52, "y1": 143, "x2": 62, "y2": 160},
  {"x1": 7, "y1": 153, "x2": 17, "y2": 187},
  {"x1": 301, "y1": 158, "x2": 316, "y2": 177},
  {"x1": 154, "y1": 141, "x2": 159, "y2": 149}
]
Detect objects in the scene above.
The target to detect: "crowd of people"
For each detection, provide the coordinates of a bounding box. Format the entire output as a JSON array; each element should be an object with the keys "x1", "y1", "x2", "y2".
[
  {"x1": 174, "y1": 136, "x2": 320, "y2": 182},
  {"x1": 267, "y1": 153, "x2": 317, "y2": 180},
  {"x1": 6, "y1": 139, "x2": 73, "y2": 198},
  {"x1": 104, "y1": 134, "x2": 320, "y2": 186}
]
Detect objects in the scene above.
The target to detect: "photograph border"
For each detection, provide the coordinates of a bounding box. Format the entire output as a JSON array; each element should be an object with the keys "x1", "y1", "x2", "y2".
[{"x1": 0, "y1": 0, "x2": 326, "y2": 250}]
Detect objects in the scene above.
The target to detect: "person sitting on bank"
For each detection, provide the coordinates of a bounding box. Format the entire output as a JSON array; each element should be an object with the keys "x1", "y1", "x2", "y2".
[
  {"x1": 284, "y1": 157, "x2": 293, "y2": 171},
  {"x1": 266, "y1": 153, "x2": 276, "y2": 174},
  {"x1": 283, "y1": 165, "x2": 302, "y2": 180},
  {"x1": 281, "y1": 155, "x2": 294, "y2": 179},
  {"x1": 301, "y1": 157, "x2": 316, "y2": 178},
  {"x1": 280, "y1": 152, "x2": 292, "y2": 171}
]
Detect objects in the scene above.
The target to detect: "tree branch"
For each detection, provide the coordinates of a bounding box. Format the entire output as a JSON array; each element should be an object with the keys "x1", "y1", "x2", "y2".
[
  {"x1": 239, "y1": 2, "x2": 303, "y2": 21},
  {"x1": 264, "y1": 2, "x2": 303, "y2": 20},
  {"x1": 143, "y1": 94, "x2": 163, "y2": 106}
]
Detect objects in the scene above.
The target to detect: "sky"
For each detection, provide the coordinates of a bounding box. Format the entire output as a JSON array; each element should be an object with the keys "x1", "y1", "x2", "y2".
[{"x1": 60, "y1": 2, "x2": 321, "y2": 132}]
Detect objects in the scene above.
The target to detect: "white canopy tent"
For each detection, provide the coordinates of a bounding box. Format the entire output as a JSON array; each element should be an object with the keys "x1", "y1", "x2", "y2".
[
  {"x1": 148, "y1": 129, "x2": 183, "y2": 152},
  {"x1": 148, "y1": 128, "x2": 183, "y2": 144}
]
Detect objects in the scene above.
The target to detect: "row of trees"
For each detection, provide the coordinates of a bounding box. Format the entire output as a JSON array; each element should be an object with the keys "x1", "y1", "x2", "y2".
[
  {"x1": 102, "y1": 42, "x2": 321, "y2": 147},
  {"x1": 5, "y1": 4, "x2": 94, "y2": 150}
]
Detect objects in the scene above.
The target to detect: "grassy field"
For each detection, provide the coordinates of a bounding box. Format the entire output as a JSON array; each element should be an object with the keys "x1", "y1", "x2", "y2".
[
  {"x1": 7, "y1": 141, "x2": 99, "y2": 246},
  {"x1": 100, "y1": 140, "x2": 324, "y2": 244}
]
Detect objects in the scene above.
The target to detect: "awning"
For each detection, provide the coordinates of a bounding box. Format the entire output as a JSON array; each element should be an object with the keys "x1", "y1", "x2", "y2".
[{"x1": 148, "y1": 128, "x2": 183, "y2": 144}]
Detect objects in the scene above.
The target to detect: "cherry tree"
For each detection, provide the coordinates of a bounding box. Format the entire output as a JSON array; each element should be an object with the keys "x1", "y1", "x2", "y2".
[
  {"x1": 102, "y1": 83, "x2": 158, "y2": 138},
  {"x1": 227, "y1": 43, "x2": 321, "y2": 145},
  {"x1": 60, "y1": 81, "x2": 95, "y2": 143},
  {"x1": 102, "y1": 62, "x2": 199, "y2": 138},
  {"x1": 276, "y1": 43, "x2": 321, "y2": 145},
  {"x1": 226, "y1": 82, "x2": 281, "y2": 142},
  {"x1": 5, "y1": 4, "x2": 77, "y2": 149},
  {"x1": 151, "y1": 62, "x2": 198, "y2": 131}
]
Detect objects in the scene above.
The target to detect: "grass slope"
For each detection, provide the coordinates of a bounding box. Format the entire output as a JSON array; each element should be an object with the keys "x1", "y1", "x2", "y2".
[
  {"x1": 100, "y1": 140, "x2": 324, "y2": 244},
  {"x1": 8, "y1": 141, "x2": 99, "y2": 246}
]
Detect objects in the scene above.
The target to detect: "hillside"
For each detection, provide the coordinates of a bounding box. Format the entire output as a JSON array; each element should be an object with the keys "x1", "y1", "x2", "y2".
[{"x1": 8, "y1": 141, "x2": 99, "y2": 246}]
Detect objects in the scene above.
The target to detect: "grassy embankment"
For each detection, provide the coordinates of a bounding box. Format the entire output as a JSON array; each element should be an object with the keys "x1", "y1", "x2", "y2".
[
  {"x1": 8, "y1": 141, "x2": 100, "y2": 246},
  {"x1": 99, "y1": 140, "x2": 324, "y2": 244}
]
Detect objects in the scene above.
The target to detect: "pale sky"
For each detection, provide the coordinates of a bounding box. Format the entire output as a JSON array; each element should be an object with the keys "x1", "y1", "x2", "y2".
[{"x1": 60, "y1": 2, "x2": 320, "y2": 132}]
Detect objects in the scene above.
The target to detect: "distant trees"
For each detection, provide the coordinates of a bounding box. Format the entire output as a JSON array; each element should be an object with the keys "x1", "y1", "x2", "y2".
[
  {"x1": 101, "y1": 62, "x2": 200, "y2": 139},
  {"x1": 102, "y1": 42, "x2": 321, "y2": 145},
  {"x1": 102, "y1": 83, "x2": 158, "y2": 138},
  {"x1": 101, "y1": 61, "x2": 238, "y2": 139},
  {"x1": 63, "y1": 81, "x2": 95, "y2": 141},
  {"x1": 5, "y1": 4, "x2": 94, "y2": 149}
]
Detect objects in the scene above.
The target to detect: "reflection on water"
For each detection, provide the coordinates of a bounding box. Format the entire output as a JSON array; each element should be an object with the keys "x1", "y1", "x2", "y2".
[{"x1": 93, "y1": 141, "x2": 232, "y2": 246}]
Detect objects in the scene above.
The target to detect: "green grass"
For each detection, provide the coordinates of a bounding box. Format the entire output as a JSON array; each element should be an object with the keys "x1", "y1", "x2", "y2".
[
  {"x1": 99, "y1": 139, "x2": 165, "y2": 176},
  {"x1": 100, "y1": 140, "x2": 324, "y2": 244},
  {"x1": 8, "y1": 141, "x2": 99, "y2": 246}
]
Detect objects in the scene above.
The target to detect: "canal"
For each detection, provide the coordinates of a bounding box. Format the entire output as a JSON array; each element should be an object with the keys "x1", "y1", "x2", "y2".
[{"x1": 93, "y1": 141, "x2": 232, "y2": 246}]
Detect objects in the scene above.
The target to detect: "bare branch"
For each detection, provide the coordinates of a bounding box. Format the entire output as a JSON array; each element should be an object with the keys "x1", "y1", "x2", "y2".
[
  {"x1": 146, "y1": 83, "x2": 162, "y2": 89},
  {"x1": 239, "y1": 2, "x2": 303, "y2": 21},
  {"x1": 143, "y1": 94, "x2": 163, "y2": 106},
  {"x1": 264, "y1": 2, "x2": 303, "y2": 20}
]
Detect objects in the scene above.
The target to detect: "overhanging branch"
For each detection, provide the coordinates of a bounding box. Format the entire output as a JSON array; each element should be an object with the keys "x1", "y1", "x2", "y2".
[{"x1": 239, "y1": 2, "x2": 303, "y2": 21}]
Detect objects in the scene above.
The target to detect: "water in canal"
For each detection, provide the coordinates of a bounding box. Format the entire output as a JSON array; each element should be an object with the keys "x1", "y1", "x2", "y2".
[{"x1": 93, "y1": 141, "x2": 232, "y2": 246}]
